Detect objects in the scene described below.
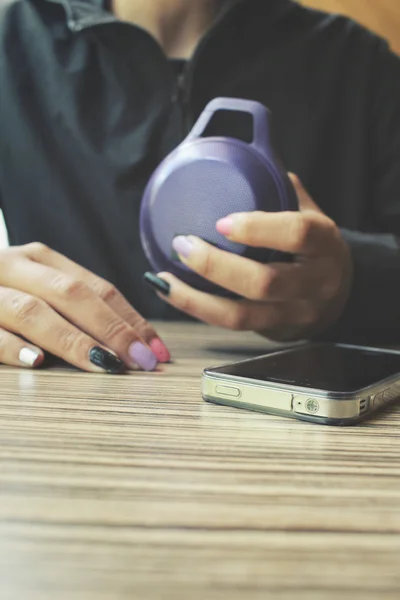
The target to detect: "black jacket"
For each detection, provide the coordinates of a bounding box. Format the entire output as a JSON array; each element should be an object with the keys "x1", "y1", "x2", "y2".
[{"x1": 1, "y1": 0, "x2": 400, "y2": 341}]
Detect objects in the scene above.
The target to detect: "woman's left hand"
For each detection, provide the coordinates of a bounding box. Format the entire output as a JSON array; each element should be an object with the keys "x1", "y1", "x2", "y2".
[{"x1": 151, "y1": 175, "x2": 353, "y2": 341}]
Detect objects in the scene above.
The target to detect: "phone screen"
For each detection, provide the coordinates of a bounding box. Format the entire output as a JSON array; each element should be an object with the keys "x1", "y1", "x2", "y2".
[{"x1": 210, "y1": 344, "x2": 400, "y2": 393}]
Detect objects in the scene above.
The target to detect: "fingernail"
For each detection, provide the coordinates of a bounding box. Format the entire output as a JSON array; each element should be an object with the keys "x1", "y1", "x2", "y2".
[
  {"x1": 143, "y1": 272, "x2": 171, "y2": 297},
  {"x1": 216, "y1": 216, "x2": 233, "y2": 237},
  {"x1": 89, "y1": 346, "x2": 124, "y2": 374},
  {"x1": 129, "y1": 342, "x2": 158, "y2": 371},
  {"x1": 19, "y1": 347, "x2": 41, "y2": 367},
  {"x1": 172, "y1": 236, "x2": 193, "y2": 259},
  {"x1": 150, "y1": 338, "x2": 171, "y2": 363}
]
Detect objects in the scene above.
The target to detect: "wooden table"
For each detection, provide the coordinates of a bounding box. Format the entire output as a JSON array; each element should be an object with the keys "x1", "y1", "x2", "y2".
[{"x1": 0, "y1": 323, "x2": 399, "y2": 600}]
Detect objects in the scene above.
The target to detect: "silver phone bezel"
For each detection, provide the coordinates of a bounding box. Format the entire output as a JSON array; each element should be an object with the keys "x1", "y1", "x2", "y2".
[{"x1": 201, "y1": 344, "x2": 400, "y2": 425}]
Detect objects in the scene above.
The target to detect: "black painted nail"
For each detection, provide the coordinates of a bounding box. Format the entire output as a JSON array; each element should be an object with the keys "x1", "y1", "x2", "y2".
[
  {"x1": 144, "y1": 272, "x2": 171, "y2": 297},
  {"x1": 89, "y1": 347, "x2": 124, "y2": 374}
]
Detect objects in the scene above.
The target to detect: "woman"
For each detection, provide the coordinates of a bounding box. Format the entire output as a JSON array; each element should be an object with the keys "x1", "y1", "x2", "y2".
[{"x1": 0, "y1": 0, "x2": 399, "y2": 373}]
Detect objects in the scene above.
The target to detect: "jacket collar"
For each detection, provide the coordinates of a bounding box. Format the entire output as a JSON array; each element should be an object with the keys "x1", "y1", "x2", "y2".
[{"x1": 46, "y1": 0, "x2": 293, "y2": 33}]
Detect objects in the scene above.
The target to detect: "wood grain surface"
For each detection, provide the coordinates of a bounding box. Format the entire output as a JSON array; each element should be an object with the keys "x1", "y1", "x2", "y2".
[{"x1": 0, "y1": 323, "x2": 399, "y2": 600}]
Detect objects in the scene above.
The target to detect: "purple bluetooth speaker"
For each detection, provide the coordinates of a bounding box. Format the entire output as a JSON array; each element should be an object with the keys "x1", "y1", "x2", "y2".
[{"x1": 140, "y1": 97, "x2": 298, "y2": 295}]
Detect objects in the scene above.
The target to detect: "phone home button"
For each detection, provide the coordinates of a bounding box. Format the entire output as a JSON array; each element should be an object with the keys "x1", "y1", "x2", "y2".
[
  {"x1": 216, "y1": 385, "x2": 241, "y2": 398},
  {"x1": 305, "y1": 398, "x2": 320, "y2": 414},
  {"x1": 293, "y1": 395, "x2": 321, "y2": 416}
]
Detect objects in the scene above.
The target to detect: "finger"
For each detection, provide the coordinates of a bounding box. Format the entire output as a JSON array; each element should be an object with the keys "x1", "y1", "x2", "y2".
[
  {"x1": 0, "y1": 286, "x2": 125, "y2": 374},
  {"x1": 170, "y1": 236, "x2": 332, "y2": 301},
  {"x1": 153, "y1": 272, "x2": 314, "y2": 338},
  {"x1": 21, "y1": 243, "x2": 170, "y2": 362},
  {"x1": 102, "y1": 290, "x2": 170, "y2": 363},
  {"x1": 3, "y1": 257, "x2": 158, "y2": 371},
  {"x1": 215, "y1": 210, "x2": 338, "y2": 260},
  {"x1": 0, "y1": 327, "x2": 44, "y2": 369},
  {"x1": 288, "y1": 173, "x2": 321, "y2": 212},
  {"x1": 155, "y1": 272, "x2": 278, "y2": 330}
]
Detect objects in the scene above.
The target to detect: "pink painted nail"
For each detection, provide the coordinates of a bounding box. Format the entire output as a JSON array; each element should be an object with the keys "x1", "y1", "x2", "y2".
[
  {"x1": 150, "y1": 338, "x2": 171, "y2": 363},
  {"x1": 216, "y1": 216, "x2": 233, "y2": 237}
]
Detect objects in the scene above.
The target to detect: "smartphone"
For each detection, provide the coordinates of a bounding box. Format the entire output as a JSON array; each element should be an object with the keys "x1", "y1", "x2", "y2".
[{"x1": 202, "y1": 343, "x2": 400, "y2": 425}]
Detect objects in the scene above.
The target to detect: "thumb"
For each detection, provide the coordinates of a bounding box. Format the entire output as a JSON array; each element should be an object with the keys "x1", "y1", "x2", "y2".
[{"x1": 288, "y1": 173, "x2": 322, "y2": 213}]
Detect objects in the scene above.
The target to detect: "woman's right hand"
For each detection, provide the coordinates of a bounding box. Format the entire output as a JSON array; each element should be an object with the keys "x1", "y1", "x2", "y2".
[{"x1": 0, "y1": 243, "x2": 170, "y2": 373}]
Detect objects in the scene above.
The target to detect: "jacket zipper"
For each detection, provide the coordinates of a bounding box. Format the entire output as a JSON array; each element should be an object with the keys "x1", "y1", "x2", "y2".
[
  {"x1": 173, "y1": 2, "x2": 247, "y2": 137},
  {"x1": 65, "y1": 0, "x2": 248, "y2": 137},
  {"x1": 174, "y1": 69, "x2": 191, "y2": 139}
]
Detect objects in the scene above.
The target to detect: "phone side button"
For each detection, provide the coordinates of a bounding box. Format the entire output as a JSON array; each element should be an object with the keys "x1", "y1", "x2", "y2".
[{"x1": 215, "y1": 385, "x2": 241, "y2": 398}]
